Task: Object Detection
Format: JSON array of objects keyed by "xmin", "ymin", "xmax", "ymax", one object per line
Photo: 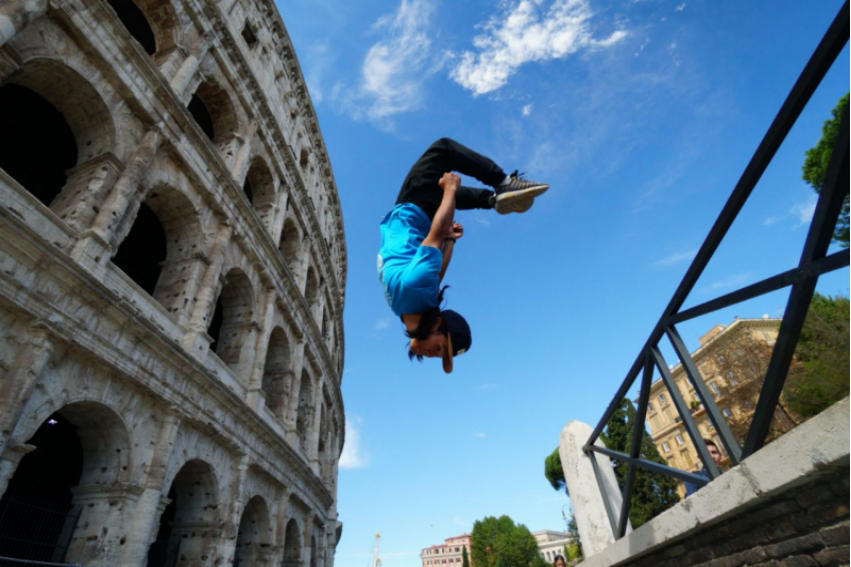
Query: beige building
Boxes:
[
  {"xmin": 421, "ymin": 534, "xmax": 472, "ymax": 566},
  {"xmin": 0, "ymin": 0, "xmax": 345, "ymax": 565},
  {"xmin": 645, "ymin": 318, "xmax": 781, "ymax": 497},
  {"xmin": 533, "ymin": 530, "xmax": 574, "ymax": 563}
]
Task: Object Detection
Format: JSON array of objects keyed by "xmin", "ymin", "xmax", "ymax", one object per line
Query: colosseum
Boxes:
[{"xmin": 0, "ymin": 0, "xmax": 346, "ymax": 565}]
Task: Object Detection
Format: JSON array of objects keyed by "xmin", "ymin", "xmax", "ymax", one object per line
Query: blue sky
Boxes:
[{"xmin": 275, "ymin": 1, "xmax": 849, "ymax": 565}]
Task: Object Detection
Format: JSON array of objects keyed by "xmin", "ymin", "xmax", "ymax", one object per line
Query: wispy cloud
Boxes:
[
  {"xmin": 711, "ymin": 272, "xmax": 752, "ymax": 290},
  {"xmin": 339, "ymin": 417, "xmax": 369, "ymax": 469},
  {"xmin": 675, "ymin": 3, "xmax": 686, "ymax": 11},
  {"xmin": 763, "ymin": 215, "xmax": 783, "ymax": 226},
  {"xmin": 374, "ymin": 317, "xmax": 392, "ymax": 331},
  {"xmin": 653, "ymin": 248, "xmax": 696, "ymax": 267},
  {"xmin": 453, "ymin": 516, "xmax": 471, "ymax": 527},
  {"xmin": 521, "ymin": 103, "xmax": 534, "ymax": 117},
  {"xmin": 475, "ymin": 431, "xmax": 487, "ymax": 438},
  {"xmin": 450, "ymin": 0, "xmax": 627, "ymax": 95},
  {"xmin": 360, "ymin": 0, "xmax": 440, "ymax": 120},
  {"xmin": 791, "ymin": 195, "xmax": 817, "ymax": 227},
  {"xmin": 475, "ymin": 383, "xmax": 501, "ymax": 392}
]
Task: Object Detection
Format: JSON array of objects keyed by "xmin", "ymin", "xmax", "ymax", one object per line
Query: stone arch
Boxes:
[
  {"xmin": 282, "ymin": 518, "xmax": 302, "ymax": 567},
  {"xmin": 295, "ymin": 368, "xmax": 313, "ymax": 455},
  {"xmin": 0, "ymin": 402, "xmax": 133, "ymax": 564},
  {"xmin": 111, "ymin": 185, "xmax": 203, "ymax": 317},
  {"xmin": 208, "ymin": 268, "xmax": 256, "ymax": 370},
  {"xmin": 233, "ymin": 495, "xmax": 271, "ymax": 566},
  {"xmin": 243, "ymin": 156, "xmax": 277, "ymax": 229},
  {"xmin": 105, "ymin": 0, "xmax": 180, "ymax": 60},
  {"xmin": 279, "ymin": 215, "xmax": 302, "ymax": 273},
  {"xmin": 262, "ymin": 327, "xmax": 292, "ymax": 420},
  {"xmin": 147, "ymin": 459, "xmax": 220, "ymax": 567},
  {"xmin": 188, "ymin": 79, "xmax": 240, "ymax": 159},
  {"xmin": 0, "ymin": 58, "xmax": 116, "ymax": 226}
]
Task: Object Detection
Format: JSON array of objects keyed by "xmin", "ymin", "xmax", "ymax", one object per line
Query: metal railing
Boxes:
[
  {"xmin": 0, "ymin": 489, "xmax": 80, "ymax": 566},
  {"xmin": 583, "ymin": 1, "xmax": 850, "ymax": 540}
]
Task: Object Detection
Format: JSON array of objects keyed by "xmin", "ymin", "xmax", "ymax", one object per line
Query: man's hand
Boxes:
[
  {"xmin": 446, "ymin": 222, "xmax": 464, "ymax": 241},
  {"xmin": 439, "ymin": 172, "xmax": 461, "ymax": 192}
]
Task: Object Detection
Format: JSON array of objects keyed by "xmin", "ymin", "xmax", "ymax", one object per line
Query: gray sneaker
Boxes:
[{"xmin": 494, "ymin": 171, "xmax": 549, "ymax": 214}]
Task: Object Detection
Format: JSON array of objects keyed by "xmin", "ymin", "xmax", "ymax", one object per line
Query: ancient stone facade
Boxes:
[{"xmin": 0, "ymin": 0, "xmax": 345, "ymax": 565}]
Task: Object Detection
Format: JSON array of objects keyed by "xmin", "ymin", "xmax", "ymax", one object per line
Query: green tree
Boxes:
[
  {"xmin": 566, "ymin": 516, "xmax": 582, "ymax": 561},
  {"xmin": 470, "ymin": 515, "xmax": 539, "ymax": 567},
  {"xmin": 530, "ymin": 555, "xmax": 549, "ymax": 567},
  {"xmin": 600, "ymin": 399, "xmax": 680, "ymax": 528},
  {"xmin": 802, "ymin": 92, "xmax": 849, "ymax": 247},
  {"xmin": 544, "ymin": 448, "xmax": 565, "ymax": 492},
  {"xmin": 786, "ymin": 293, "xmax": 850, "ymax": 416},
  {"xmin": 462, "ymin": 546, "xmax": 470, "ymax": 567}
]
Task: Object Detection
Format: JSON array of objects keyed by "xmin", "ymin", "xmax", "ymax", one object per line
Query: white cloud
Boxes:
[
  {"xmin": 711, "ymin": 272, "xmax": 752, "ymax": 290},
  {"xmin": 374, "ymin": 317, "xmax": 392, "ymax": 331},
  {"xmin": 521, "ymin": 103, "xmax": 534, "ymax": 116},
  {"xmin": 653, "ymin": 248, "xmax": 696, "ymax": 267},
  {"xmin": 675, "ymin": 3, "xmax": 686, "ymax": 11},
  {"xmin": 339, "ymin": 417, "xmax": 369, "ymax": 469},
  {"xmin": 475, "ymin": 431, "xmax": 487, "ymax": 438},
  {"xmin": 450, "ymin": 0, "xmax": 628, "ymax": 95},
  {"xmin": 360, "ymin": 0, "xmax": 439, "ymax": 119},
  {"xmin": 763, "ymin": 215, "xmax": 783, "ymax": 226},
  {"xmin": 791, "ymin": 196, "xmax": 817, "ymax": 227}
]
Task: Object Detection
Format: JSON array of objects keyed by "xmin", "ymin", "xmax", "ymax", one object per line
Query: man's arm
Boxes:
[
  {"xmin": 421, "ymin": 173, "xmax": 459, "ymax": 250},
  {"xmin": 439, "ymin": 223, "xmax": 463, "ymax": 282}
]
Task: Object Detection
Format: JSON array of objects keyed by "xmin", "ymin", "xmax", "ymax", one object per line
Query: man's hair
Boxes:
[
  {"xmin": 553, "ymin": 555, "xmax": 566, "ymax": 565},
  {"xmin": 405, "ymin": 286, "xmax": 449, "ymax": 362},
  {"xmin": 703, "ymin": 438, "xmax": 718, "ymax": 449}
]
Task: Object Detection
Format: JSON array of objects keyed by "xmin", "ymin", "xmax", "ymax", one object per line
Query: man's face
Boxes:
[
  {"xmin": 554, "ymin": 559, "xmax": 567, "ymax": 567},
  {"xmin": 707, "ymin": 443, "xmax": 722, "ymax": 466},
  {"xmin": 409, "ymin": 330, "xmax": 448, "ymax": 359}
]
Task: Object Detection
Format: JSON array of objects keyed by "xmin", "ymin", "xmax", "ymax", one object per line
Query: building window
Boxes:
[
  {"xmin": 648, "ymin": 401, "xmax": 655, "ymax": 412},
  {"xmin": 662, "ymin": 441, "xmax": 671, "ymax": 453},
  {"xmin": 709, "ymin": 381, "xmax": 720, "ymax": 398},
  {"xmin": 705, "ymin": 419, "xmax": 715, "ymax": 431},
  {"xmin": 722, "ymin": 408, "xmax": 733, "ymax": 419},
  {"xmin": 675, "ymin": 434, "xmax": 684, "ymax": 445},
  {"xmin": 659, "ymin": 393, "xmax": 668, "ymax": 406}
]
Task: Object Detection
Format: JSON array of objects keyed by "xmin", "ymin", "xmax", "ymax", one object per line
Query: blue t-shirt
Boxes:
[{"xmin": 377, "ymin": 204, "xmax": 442, "ymax": 316}]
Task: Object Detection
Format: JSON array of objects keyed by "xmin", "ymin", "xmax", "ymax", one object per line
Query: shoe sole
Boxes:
[
  {"xmin": 494, "ymin": 184, "xmax": 548, "ymax": 214},
  {"xmin": 495, "ymin": 196, "xmax": 534, "ymax": 215}
]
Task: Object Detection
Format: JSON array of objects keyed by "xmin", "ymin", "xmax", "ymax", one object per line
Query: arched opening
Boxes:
[
  {"xmin": 279, "ymin": 217, "xmax": 302, "ymax": 271},
  {"xmin": 296, "ymin": 370, "xmax": 313, "ymax": 455},
  {"xmin": 106, "ymin": 0, "xmax": 157, "ymax": 55},
  {"xmin": 208, "ymin": 269, "xmax": 255, "ymax": 370},
  {"xmin": 112, "ymin": 202, "xmax": 167, "ymax": 295},
  {"xmin": 233, "ymin": 496, "xmax": 270, "ymax": 567},
  {"xmin": 310, "ymin": 533, "xmax": 319, "ymax": 567},
  {"xmin": 243, "ymin": 157, "xmax": 276, "ymax": 229},
  {"xmin": 0, "ymin": 403, "xmax": 131, "ymax": 564},
  {"xmin": 0, "ymin": 83, "xmax": 77, "ymax": 207},
  {"xmin": 262, "ymin": 327, "xmax": 292, "ymax": 420},
  {"xmin": 147, "ymin": 460, "xmax": 219, "ymax": 567},
  {"xmin": 188, "ymin": 81, "xmax": 239, "ymax": 158},
  {"xmin": 282, "ymin": 519, "xmax": 302, "ymax": 567}
]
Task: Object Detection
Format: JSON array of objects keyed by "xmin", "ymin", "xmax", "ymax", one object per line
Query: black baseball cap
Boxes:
[{"xmin": 441, "ymin": 310, "xmax": 472, "ymax": 374}]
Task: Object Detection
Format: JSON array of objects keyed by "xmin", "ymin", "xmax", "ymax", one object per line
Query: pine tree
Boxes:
[
  {"xmin": 462, "ymin": 546, "xmax": 470, "ymax": 567},
  {"xmin": 600, "ymin": 398, "xmax": 680, "ymax": 528}
]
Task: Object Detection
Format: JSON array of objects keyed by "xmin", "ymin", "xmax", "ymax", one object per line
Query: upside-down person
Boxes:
[{"xmin": 377, "ymin": 138, "xmax": 549, "ymax": 373}]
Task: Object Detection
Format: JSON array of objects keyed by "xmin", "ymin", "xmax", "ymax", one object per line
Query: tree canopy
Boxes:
[
  {"xmin": 802, "ymin": 92, "xmax": 848, "ymax": 247},
  {"xmin": 544, "ymin": 448, "xmax": 566, "ymax": 492},
  {"xmin": 600, "ymin": 399, "xmax": 680, "ymax": 528},
  {"xmin": 470, "ymin": 515, "xmax": 539, "ymax": 567}
]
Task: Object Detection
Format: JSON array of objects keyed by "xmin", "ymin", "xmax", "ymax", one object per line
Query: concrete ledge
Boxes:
[{"xmin": 578, "ymin": 397, "xmax": 850, "ymax": 567}]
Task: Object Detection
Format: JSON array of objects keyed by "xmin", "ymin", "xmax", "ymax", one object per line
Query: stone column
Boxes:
[
  {"xmin": 116, "ymin": 408, "xmax": 182, "ymax": 565},
  {"xmin": 308, "ymin": 392, "xmax": 323, "ymax": 475},
  {"xmin": 182, "ymin": 223, "xmax": 233, "ymax": 356},
  {"xmin": 65, "ymin": 484, "xmax": 146, "ymax": 566},
  {"xmin": 323, "ymin": 520, "xmax": 337, "ymax": 567},
  {"xmin": 231, "ymin": 123, "xmax": 259, "ymax": 185},
  {"xmin": 0, "ymin": 443, "xmax": 35, "ymax": 497},
  {"xmin": 247, "ymin": 288, "xmax": 277, "ymax": 411},
  {"xmin": 271, "ymin": 486, "xmax": 292, "ymax": 567},
  {"xmin": 0, "ymin": 324, "xmax": 54, "ymax": 455},
  {"xmin": 302, "ymin": 511, "xmax": 315, "ymax": 567},
  {"xmin": 284, "ymin": 340, "xmax": 307, "ymax": 446},
  {"xmin": 0, "ymin": 0, "xmax": 48, "ymax": 48},
  {"xmin": 559, "ymin": 421, "xmax": 631, "ymax": 558},
  {"xmin": 71, "ymin": 127, "xmax": 163, "ymax": 266},
  {"xmin": 170, "ymin": 36, "xmax": 211, "ymax": 99},
  {"xmin": 214, "ymin": 453, "xmax": 249, "ymax": 566}
]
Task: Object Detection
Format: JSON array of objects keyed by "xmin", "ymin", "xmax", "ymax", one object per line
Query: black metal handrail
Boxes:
[{"xmin": 583, "ymin": 1, "xmax": 850, "ymax": 540}]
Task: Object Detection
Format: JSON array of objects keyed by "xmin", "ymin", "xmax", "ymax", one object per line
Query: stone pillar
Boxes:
[
  {"xmin": 116, "ymin": 409, "xmax": 182, "ymax": 565},
  {"xmin": 170, "ymin": 38, "xmax": 210, "ymax": 99},
  {"xmin": 65, "ymin": 484, "xmax": 146, "ymax": 566},
  {"xmin": 271, "ymin": 486, "xmax": 292, "ymax": 567},
  {"xmin": 247, "ymin": 289, "xmax": 277, "ymax": 411},
  {"xmin": 302, "ymin": 511, "xmax": 315, "ymax": 567},
  {"xmin": 0, "ymin": 324, "xmax": 54, "ymax": 455},
  {"xmin": 284, "ymin": 341, "xmax": 306, "ymax": 446},
  {"xmin": 182, "ymin": 223, "xmax": 233, "ymax": 357},
  {"xmin": 214, "ymin": 453, "xmax": 249, "ymax": 566},
  {"xmin": 71, "ymin": 127, "xmax": 163, "ymax": 267},
  {"xmin": 0, "ymin": 443, "xmax": 35, "ymax": 497},
  {"xmin": 0, "ymin": 0, "xmax": 48, "ymax": 48},
  {"xmin": 308, "ymin": 394, "xmax": 323, "ymax": 475},
  {"xmin": 323, "ymin": 519, "xmax": 337, "ymax": 567},
  {"xmin": 559, "ymin": 421, "xmax": 631, "ymax": 558},
  {"xmin": 231, "ymin": 123, "xmax": 259, "ymax": 185}
]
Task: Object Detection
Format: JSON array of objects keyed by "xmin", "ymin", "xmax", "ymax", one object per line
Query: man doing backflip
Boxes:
[{"xmin": 377, "ymin": 138, "xmax": 549, "ymax": 373}]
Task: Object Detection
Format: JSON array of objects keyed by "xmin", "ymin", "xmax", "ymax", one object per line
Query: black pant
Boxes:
[{"xmin": 395, "ymin": 138, "xmax": 505, "ymax": 220}]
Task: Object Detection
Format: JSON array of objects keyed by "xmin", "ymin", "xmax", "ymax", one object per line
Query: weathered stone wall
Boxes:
[
  {"xmin": 626, "ymin": 469, "xmax": 849, "ymax": 567},
  {"xmin": 0, "ymin": 0, "xmax": 346, "ymax": 565}
]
